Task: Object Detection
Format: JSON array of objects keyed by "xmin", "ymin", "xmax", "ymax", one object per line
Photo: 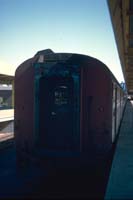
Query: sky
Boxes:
[{"xmin": 0, "ymin": 0, "xmax": 125, "ymax": 83}]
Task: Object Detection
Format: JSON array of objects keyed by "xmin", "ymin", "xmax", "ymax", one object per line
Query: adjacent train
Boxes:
[{"xmin": 14, "ymin": 49, "xmax": 127, "ymax": 168}]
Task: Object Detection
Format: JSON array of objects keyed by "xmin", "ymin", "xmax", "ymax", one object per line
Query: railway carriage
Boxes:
[{"xmin": 14, "ymin": 49, "xmax": 127, "ymax": 168}]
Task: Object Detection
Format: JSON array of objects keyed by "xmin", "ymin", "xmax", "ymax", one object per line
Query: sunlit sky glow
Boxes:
[{"xmin": 0, "ymin": 0, "xmax": 125, "ymax": 82}]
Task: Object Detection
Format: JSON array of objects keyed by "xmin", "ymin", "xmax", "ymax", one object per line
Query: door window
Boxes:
[{"xmin": 54, "ymin": 86, "xmax": 68, "ymax": 106}]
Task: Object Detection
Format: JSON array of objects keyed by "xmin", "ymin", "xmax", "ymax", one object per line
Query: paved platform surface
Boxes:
[
  {"xmin": 0, "ymin": 109, "xmax": 14, "ymax": 122},
  {"xmin": 105, "ymin": 100, "xmax": 133, "ymax": 200}
]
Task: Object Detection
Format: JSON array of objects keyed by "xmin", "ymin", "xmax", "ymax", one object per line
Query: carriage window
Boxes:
[{"xmin": 54, "ymin": 86, "xmax": 68, "ymax": 105}]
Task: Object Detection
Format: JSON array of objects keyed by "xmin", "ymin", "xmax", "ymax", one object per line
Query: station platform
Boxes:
[
  {"xmin": 105, "ymin": 100, "xmax": 133, "ymax": 199},
  {"xmin": 0, "ymin": 120, "xmax": 14, "ymax": 149},
  {"xmin": 0, "ymin": 109, "xmax": 14, "ymax": 146},
  {"xmin": 0, "ymin": 109, "xmax": 14, "ymax": 122}
]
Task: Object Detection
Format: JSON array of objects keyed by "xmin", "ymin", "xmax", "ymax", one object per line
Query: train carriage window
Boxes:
[{"xmin": 54, "ymin": 86, "xmax": 68, "ymax": 106}]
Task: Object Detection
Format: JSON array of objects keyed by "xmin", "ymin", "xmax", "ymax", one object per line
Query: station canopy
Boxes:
[
  {"xmin": 0, "ymin": 74, "xmax": 14, "ymax": 84},
  {"xmin": 108, "ymin": 0, "xmax": 133, "ymax": 94}
]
